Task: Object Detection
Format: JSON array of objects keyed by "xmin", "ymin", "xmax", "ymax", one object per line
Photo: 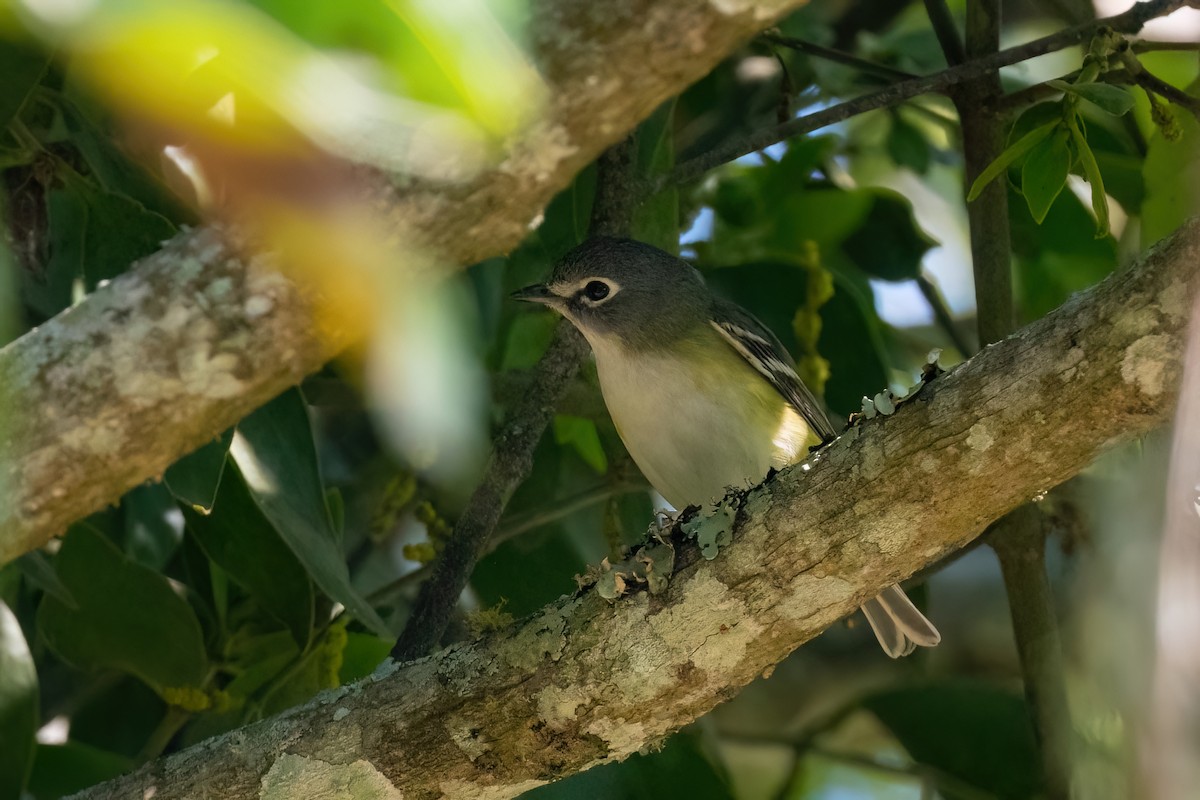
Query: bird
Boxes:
[{"xmin": 512, "ymin": 236, "xmax": 940, "ymax": 658}]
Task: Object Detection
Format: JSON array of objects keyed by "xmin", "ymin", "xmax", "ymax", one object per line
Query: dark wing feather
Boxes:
[{"xmin": 710, "ymin": 298, "xmax": 837, "ymax": 442}]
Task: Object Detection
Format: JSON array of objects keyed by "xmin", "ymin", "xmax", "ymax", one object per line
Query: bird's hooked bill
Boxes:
[{"xmin": 511, "ymin": 284, "xmax": 554, "ymax": 304}]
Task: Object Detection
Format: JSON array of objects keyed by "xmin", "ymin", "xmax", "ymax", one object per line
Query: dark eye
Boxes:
[{"xmin": 583, "ymin": 281, "xmax": 610, "ymax": 301}]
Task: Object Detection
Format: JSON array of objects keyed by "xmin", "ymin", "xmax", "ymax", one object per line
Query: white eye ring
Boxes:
[{"xmin": 577, "ymin": 277, "xmax": 620, "ymax": 306}]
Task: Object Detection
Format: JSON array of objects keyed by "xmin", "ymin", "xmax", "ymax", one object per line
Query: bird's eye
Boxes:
[{"xmin": 583, "ymin": 280, "xmax": 610, "ymax": 302}]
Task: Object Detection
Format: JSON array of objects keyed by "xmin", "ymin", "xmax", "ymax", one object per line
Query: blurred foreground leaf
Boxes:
[{"xmin": 0, "ymin": 599, "xmax": 37, "ymax": 800}]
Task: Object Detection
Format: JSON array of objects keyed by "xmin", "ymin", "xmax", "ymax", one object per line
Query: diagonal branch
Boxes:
[
  {"xmin": 0, "ymin": 0, "xmax": 815, "ymax": 566},
  {"xmin": 667, "ymin": 0, "xmax": 1188, "ymax": 186},
  {"xmin": 71, "ymin": 217, "xmax": 1200, "ymax": 800}
]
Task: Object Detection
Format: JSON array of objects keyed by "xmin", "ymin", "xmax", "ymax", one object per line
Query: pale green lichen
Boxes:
[
  {"xmin": 260, "ymin": 753, "xmax": 402, "ymax": 800},
  {"xmin": 1121, "ymin": 335, "xmax": 1172, "ymax": 397},
  {"xmin": 682, "ymin": 501, "xmax": 735, "ymax": 560}
]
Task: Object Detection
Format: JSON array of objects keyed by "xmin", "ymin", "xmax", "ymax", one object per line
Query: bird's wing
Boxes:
[{"xmin": 710, "ymin": 299, "xmax": 837, "ymax": 442}]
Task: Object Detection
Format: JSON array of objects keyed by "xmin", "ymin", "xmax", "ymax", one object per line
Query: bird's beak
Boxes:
[{"xmin": 511, "ymin": 284, "xmax": 555, "ymax": 305}]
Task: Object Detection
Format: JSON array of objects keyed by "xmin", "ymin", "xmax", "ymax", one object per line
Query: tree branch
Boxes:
[
  {"xmin": 0, "ymin": 0, "xmax": 815, "ymax": 566},
  {"xmin": 70, "ymin": 217, "xmax": 1200, "ymax": 800},
  {"xmin": 666, "ymin": 0, "xmax": 1188, "ymax": 186},
  {"xmin": 951, "ymin": 0, "xmax": 1072, "ymax": 795},
  {"xmin": 391, "ymin": 137, "xmax": 639, "ymax": 662}
]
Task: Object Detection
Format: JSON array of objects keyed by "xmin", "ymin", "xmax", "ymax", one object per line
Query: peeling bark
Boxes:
[
  {"xmin": 70, "ymin": 219, "xmax": 1200, "ymax": 800},
  {"xmin": 0, "ymin": 0, "xmax": 809, "ymax": 564}
]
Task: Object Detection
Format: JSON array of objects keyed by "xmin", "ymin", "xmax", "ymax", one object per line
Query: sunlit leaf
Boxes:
[
  {"xmin": 1067, "ymin": 114, "xmax": 1110, "ymax": 237},
  {"xmin": 0, "ymin": 599, "xmax": 37, "ymax": 800},
  {"xmin": 1049, "ymin": 80, "xmax": 1135, "ymax": 116},
  {"xmin": 183, "ymin": 462, "xmax": 315, "ymax": 646},
  {"xmin": 164, "ymin": 429, "xmax": 234, "ymax": 512},
  {"xmin": 232, "ymin": 389, "xmax": 391, "ymax": 638},
  {"xmin": 1020, "ymin": 127, "xmax": 1071, "ymax": 224},
  {"xmin": 37, "ymin": 525, "xmax": 208, "ymax": 692},
  {"xmin": 967, "ymin": 121, "xmax": 1058, "ymax": 202}
]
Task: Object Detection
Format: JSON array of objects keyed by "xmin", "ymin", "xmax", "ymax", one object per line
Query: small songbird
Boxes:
[{"xmin": 513, "ymin": 237, "xmax": 940, "ymax": 657}]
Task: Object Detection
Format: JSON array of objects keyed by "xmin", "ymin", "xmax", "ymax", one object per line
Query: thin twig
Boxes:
[
  {"xmin": 390, "ymin": 138, "xmax": 639, "ymax": 662},
  {"xmin": 761, "ymin": 32, "xmax": 918, "ymax": 81},
  {"xmin": 989, "ymin": 508, "xmax": 1073, "ymax": 800},
  {"xmin": 664, "ymin": 0, "xmax": 1188, "ymax": 187},
  {"xmin": 1133, "ymin": 39, "xmax": 1200, "ymax": 52},
  {"xmin": 915, "ymin": 274, "xmax": 974, "ymax": 356},
  {"xmin": 1133, "ymin": 70, "xmax": 1200, "ymax": 119},
  {"xmin": 922, "ymin": 0, "xmax": 967, "ymax": 66}
]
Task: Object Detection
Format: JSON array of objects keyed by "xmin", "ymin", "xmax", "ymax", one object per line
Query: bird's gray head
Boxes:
[{"xmin": 512, "ymin": 237, "xmax": 709, "ymax": 350}]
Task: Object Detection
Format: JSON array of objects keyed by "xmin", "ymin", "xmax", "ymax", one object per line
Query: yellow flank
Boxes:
[{"xmin": 590, "ymin": 323, "xmax": 816, "ymax": 509}]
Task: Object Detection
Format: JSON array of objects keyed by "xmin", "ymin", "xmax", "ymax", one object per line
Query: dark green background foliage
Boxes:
[{"xmin": 0, "ymin": 0, "xmax": 1196, "ymax": 798}]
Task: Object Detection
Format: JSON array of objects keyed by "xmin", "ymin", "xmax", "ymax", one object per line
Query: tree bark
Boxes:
[
  {"xmin": 70, "ymin": 218, "xmax": 1200, "ymax": 800},
  {"xmin": 0, "ymin": 0, "xmax": 810, "ymax": 565}
]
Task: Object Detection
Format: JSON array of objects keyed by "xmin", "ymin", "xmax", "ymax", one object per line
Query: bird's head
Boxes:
[{"xmin": 511, "ymin": 237, "xmax": 708, "ymax": 350}]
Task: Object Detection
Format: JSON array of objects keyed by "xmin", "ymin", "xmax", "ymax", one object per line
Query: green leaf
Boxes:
[
  {"xmin": 1010, "ymin": 184, "xmax": 1117, "ymax": 322},
  {"xmin": 554, "ymin": 415, "xmax": 608, "ymax": 474},
  {"xmin": 25, "ymin": 743, "xmax": 133, "ymax": 800},
  {"xmin": 339, "ymin": 632, "xmax": 394, "ymax": 683},
  {"xmin": 1067, "ymin": 115, "xmax": 1110, "ymax": 237},
  {"xmin": 864, "ymin": 682, "xmax": 1041, "ymax": 799},
  {"xmin": 1141, "ymin": 78, "xmax": 1200, "ymax": 248},
  {"xmin": 183, "ymin": 462, "xmax": 315, "ymax": 647},
  {"xmin": 67, "ymin": 677, "xmax": 165, "ymax": 760},
  {"xmin": 501, "ymin": 310, "xmax": 557, "ymax": 371},
  {"xmin": 122, "ymin": 482, "xmax": 184, "ymax": 570},
  {"xmin": 0, "ymin": 599, "xmax": 38, "ymax": 800},
  {"xmin": 1020, "ymin": 127, "xmax": 1072, "ymax": 224},
  {"xmin": 842, "ymin": 190, "xmax": 937, "ymax": 281},
  {"xmin": 14, "ymin": 551, "xmax": 77, "ymax": 609},
  {"xmin": 257, "ymin": 623, "xmax": 347, "ymax": 717},
  {"xmin": 37, "ymin": 525, "xmax": 208, "ymax": 692},
  {"xmin": 0, "ymin": 41, "xmax": 49, "ymax": 134},
  {"xmin": 1050, "ymin": 80, "xmax": 1135, "ymax": 116},
  {"xmin": 164, "ymin": 429, "xmax": 234, "ymax": 512},
  {"xmin": 23, "ymin": 187, "xmax": 85, "ymax": 318},
  {"xmin": 522, "ymin": 731, "xmax": 735, "ymax": 800},
  {"xmin": 232, "ymin": 389, "xmax": 391, "ymax": 638},
  {"xmin": 63, "ymin": 173, "xmax": 177, "ymax": 290},
  {"xmin": 633, "ymin": 100, "xmax": 679, "ymax": 254},
  {"xmin": 888, "ymin": 113, "xmax": 931, "ymax": 174},
  {"xmin": 967, "ymin": 121, "xmax": 1059, "ymax": 202}
]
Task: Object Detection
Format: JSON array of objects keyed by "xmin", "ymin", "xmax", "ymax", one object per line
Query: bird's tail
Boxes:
[{"xmin": 860, "ymin": 584, "xmax": 941, "ymax": 658}]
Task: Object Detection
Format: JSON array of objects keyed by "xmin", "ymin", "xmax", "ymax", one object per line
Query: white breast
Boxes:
[{"xmin": 590, "ymin": 336, "xmax": 810, "ymax": 510}]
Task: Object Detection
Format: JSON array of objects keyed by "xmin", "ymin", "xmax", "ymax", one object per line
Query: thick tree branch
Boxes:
[
  {"xmin": 71, "ymin": 218, "xmax": 1200, "ymax": 800},
  {"xmin": 0, "ymin": 0, "xmax": 813, "ymax": 565}
]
